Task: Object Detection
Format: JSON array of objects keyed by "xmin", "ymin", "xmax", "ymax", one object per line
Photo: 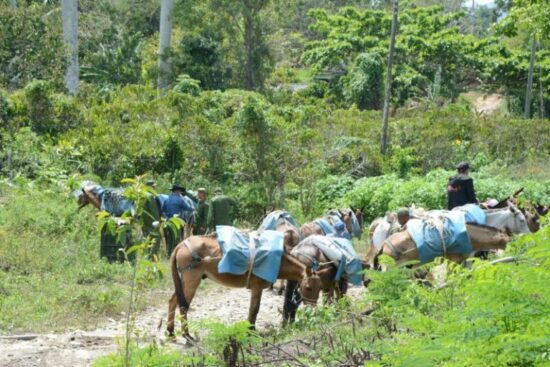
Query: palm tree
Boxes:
[
  {"xmin": 158, "ymin": 0, "xmax": 175, "ymax": 91},
  {"xmin": 61, "ymin": 0, "xmax": 79, "ymax": 95}
]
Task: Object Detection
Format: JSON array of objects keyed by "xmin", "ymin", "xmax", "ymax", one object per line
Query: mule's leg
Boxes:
[
  {"xmin": 179, "ymin": 270, "xmax": 203, "ymax": 339},
  {"xmin": 167, "ymin": 293, "xmax": 178, "ymax": 336},
  {"xmin": 248, "ymin": 281, "xmax": 266, "ymax": 328},
  {"xmin": 283, "ymin": 280, "xmax": 299, "ymax": 326}
]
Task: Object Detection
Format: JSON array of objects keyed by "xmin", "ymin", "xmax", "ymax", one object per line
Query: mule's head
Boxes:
[
  {"xmin": 507, "ymin": 204, "xmax": 532, "ymax": 234},
  {"xmin": 340, "ymin": 208, "xmax": 363, "ymax": 238},
  {"xmin": 77, "ymin": 188, "xmax": 100, "ymax": 210},
  {"xmin": 299, "ymin": 267, "xmax": 323, "ymax": 306}
]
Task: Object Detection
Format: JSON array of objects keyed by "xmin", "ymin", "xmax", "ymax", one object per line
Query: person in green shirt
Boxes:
[
  {"xmin": 194, "ymin": 188, "xmax": 210, "ymax": 235},
  {"xmin": 208, "ymin": 187, "xmax": 238, "ymax": 231},
  {"xmin": 143, "ymin": 180, "xmax": 162, "ymax": 258}
]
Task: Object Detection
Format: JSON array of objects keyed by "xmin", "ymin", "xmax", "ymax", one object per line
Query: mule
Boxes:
[
  {"xmin": 167, "ymin": 231, "xmax": 322, "ymax": 339},
  {"xmin": 364, "ymin": 223, "xmax": 511, "ymax": 271},
  {"xmin": 282, "ymin": 238, "xmax": 347, "ymax": 325},
  {"xmin": 300, "ymin": 208, "xmax": 363, "ymax": 239},
  {"xmin": 75, "ymin": 181, "xmax": 134, "ymax": 216},
  {"xmin": 369, "ymin": 204, "xmax": 530, "ymax": 253},
  {"xmin": 257, "ymin": 210, "xmax": 302, "ymax": 294}
]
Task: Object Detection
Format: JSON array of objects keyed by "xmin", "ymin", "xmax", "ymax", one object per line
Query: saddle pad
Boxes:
[
  {"xmin": 453, "ymin": 204, "xmax": 486, "ymax": 225},
  {"xmin": 94, "ymin": 187, "xmax": 134, "ymax": 217},
  {"xmin": 407, "ymin": 211, "xmax": 472, "ymax": 264},
  {"xmin": 258, "ymin": 210, "xmax": 299, "ymax": 232},
  {"xmin": 293, "ymin": 235, "xmax": 363, "ymax": 285},
  {"xmin": 314, "ymin": 218, "xmax": 335, "ymax": 235},
  {"xmin": 216, "ymin": 226, "xmax": 284, "ymax": 284}
]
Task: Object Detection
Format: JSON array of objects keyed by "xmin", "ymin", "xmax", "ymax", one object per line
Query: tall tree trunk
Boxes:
[
  {"xmin": 539, "ymin": 62, "xmax": 545, "ymax": 119},
  {"xmin": 158, "ymin": 0, "xmax": 175, "ymax": 91},
  {"xmin": 524, "ymin": 38, "xmax": 537, "ymax": 118},
  {"xmin": 380, "ymin": 0, "xmax": 398, "ymax": 155},
  {"xmin": 244, "ymin": 9, "xmax": 256, "ymax": 90},
  {"xmin": 61, "ymin": 0, "xmax": 79, "ymax": 95}
]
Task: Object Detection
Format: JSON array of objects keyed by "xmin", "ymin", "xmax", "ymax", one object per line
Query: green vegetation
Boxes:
[
  {"xmin": 0, "ymin": 181, "xmax": 136, "ymax": 331},
  {"xmin": 0, "ymin": 0, "xmax": 549, "ymax": 366}
]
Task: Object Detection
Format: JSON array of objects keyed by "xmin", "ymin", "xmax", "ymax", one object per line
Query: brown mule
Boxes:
[
  {"xmin": 364, "ymin": 223, "xmax": 511, "ymax": 270},
  {"xmin": 166, "ymin": 233, "xmax": 323, "ymax": 339},
  {"xmin": 283, "ymin": 238, "xmax": 346, "ymax": 325},
  {"xmin": 300, "ymin": 208, "xmax": 361, "ymax": 239}
]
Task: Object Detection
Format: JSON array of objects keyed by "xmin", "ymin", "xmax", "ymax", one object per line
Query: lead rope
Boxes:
[{"xmin": 425, "ymin": 214, "xmax": 449, "ymax": 259}]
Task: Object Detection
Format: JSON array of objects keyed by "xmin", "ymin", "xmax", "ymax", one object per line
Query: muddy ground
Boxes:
[{"xmin": 0, "ymin": 282, "xmax": 305, "ymax": 367}]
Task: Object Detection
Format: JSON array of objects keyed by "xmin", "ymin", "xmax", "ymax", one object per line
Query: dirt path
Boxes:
[{"xmin": 0, "ymin": 282, "xmax": 290, "ymax": 367}]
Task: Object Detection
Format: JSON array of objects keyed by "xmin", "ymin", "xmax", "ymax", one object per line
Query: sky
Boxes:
[{"xmin": 475, "ymin": 0, "xmax": 495, "ymax": 6}]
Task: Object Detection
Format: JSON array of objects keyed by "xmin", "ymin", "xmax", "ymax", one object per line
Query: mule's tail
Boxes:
[{"xmin": 171, "ymin": 246, "xmax": 189, "ymax": 313}]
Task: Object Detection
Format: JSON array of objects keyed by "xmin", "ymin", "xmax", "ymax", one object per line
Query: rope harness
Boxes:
[
  {"xmin": 177, "ymin": 240, "xmax": 204, "ymax": 273},
  {"xmin": 424, "ymin": 213, "xmax": 451, "ymax": 259}
]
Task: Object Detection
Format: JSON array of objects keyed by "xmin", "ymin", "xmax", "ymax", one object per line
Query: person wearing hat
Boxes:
[
  {"xmin": 194, "ymin": 188, "xmax": 210, "ymax": 235},
  {"xmin": 208, "ymin": 187, "xmax": 238, "ymax": 231},
  {"xmin": 447, "ymin": 162, "xmax": 478, "ymax": 210},
  {"xmin": 163, "ymin": 184, "xmax": 194, "ymax": 254}
]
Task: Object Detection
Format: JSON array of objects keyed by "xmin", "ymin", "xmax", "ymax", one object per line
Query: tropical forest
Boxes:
[{"xmin": 0, "ymin": 0, "xmax": 549, "ymax": 366}]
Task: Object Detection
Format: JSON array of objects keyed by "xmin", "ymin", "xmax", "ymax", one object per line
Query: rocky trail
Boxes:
[{"xmin": 0, "ymin": 283, "xmax": 289, "ymax": 367}]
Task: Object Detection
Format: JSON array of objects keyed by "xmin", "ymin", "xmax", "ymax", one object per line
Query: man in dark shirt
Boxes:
[{"xmin": 447, "ymin": 162, "xmax": 478, "ymax": 210}]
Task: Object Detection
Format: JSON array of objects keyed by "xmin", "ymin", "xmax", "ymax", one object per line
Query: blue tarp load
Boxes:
[
  {"xmin": 92, "ymin": 187, "xmax": 134, "ymax": 217},
  {"xmin": 292, "ymin": 235, "xmax": 363, "ymax": 285},
  {"xmin": 216, "ymin": 226, "xmax": 284, "ymax": 284},
  {"xmin": 314, "ymin": 218, "xmax": 336, "ymax": 235},
  {"xmin": 258, "ymin": 210, "xmax": 299, "ymax": 232},
  {"xmin": 407, "ymin": 211, "xmax": 472, "ymax": 264},
  {"xmin": 452, "ymin": 204, "xmax": 487, "ymax": 225}
]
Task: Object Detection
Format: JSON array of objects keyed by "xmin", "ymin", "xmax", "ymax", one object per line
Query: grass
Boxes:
[{"xmin": 0, "ymin": 181, "xmax": 167, "ymax": 332}]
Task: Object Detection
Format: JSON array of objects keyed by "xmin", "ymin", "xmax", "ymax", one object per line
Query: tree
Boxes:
[
  {"xmin": 381, "ymin": 0, "xmax": 398, "ymax": 155},
  {"xmin": 497, "ymin": 0, "xmax": 550, "ymax": 118},
  {"xmin": 0, "ymin": 4, "xmax": 65, "ymax": 90},
  {"xmin": 158, "ymin": 0, "xmax": 175, "ymax": 91},
  {"xmin": 212, "ymin": 0, "xmax": 272, "ymax": 90},
  {"xmin": 61, "ymin": 0, "xmax": 79, "ymax": 95},
  {"xmin": 344, "ymin": 52, "xmax": 384, "ymax": 110}
]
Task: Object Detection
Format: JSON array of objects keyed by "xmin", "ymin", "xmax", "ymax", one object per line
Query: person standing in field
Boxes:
[
  {"xmin": 447, "ymin": 162, "xmax": 478, "ymax": 210},
  {"xmin": 208, "ymin": 187, "xmax": 238, "ymax": 231},
  {"xmin": 194, "ymin": 188, "xmax": 210, "ymax": 235}
]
